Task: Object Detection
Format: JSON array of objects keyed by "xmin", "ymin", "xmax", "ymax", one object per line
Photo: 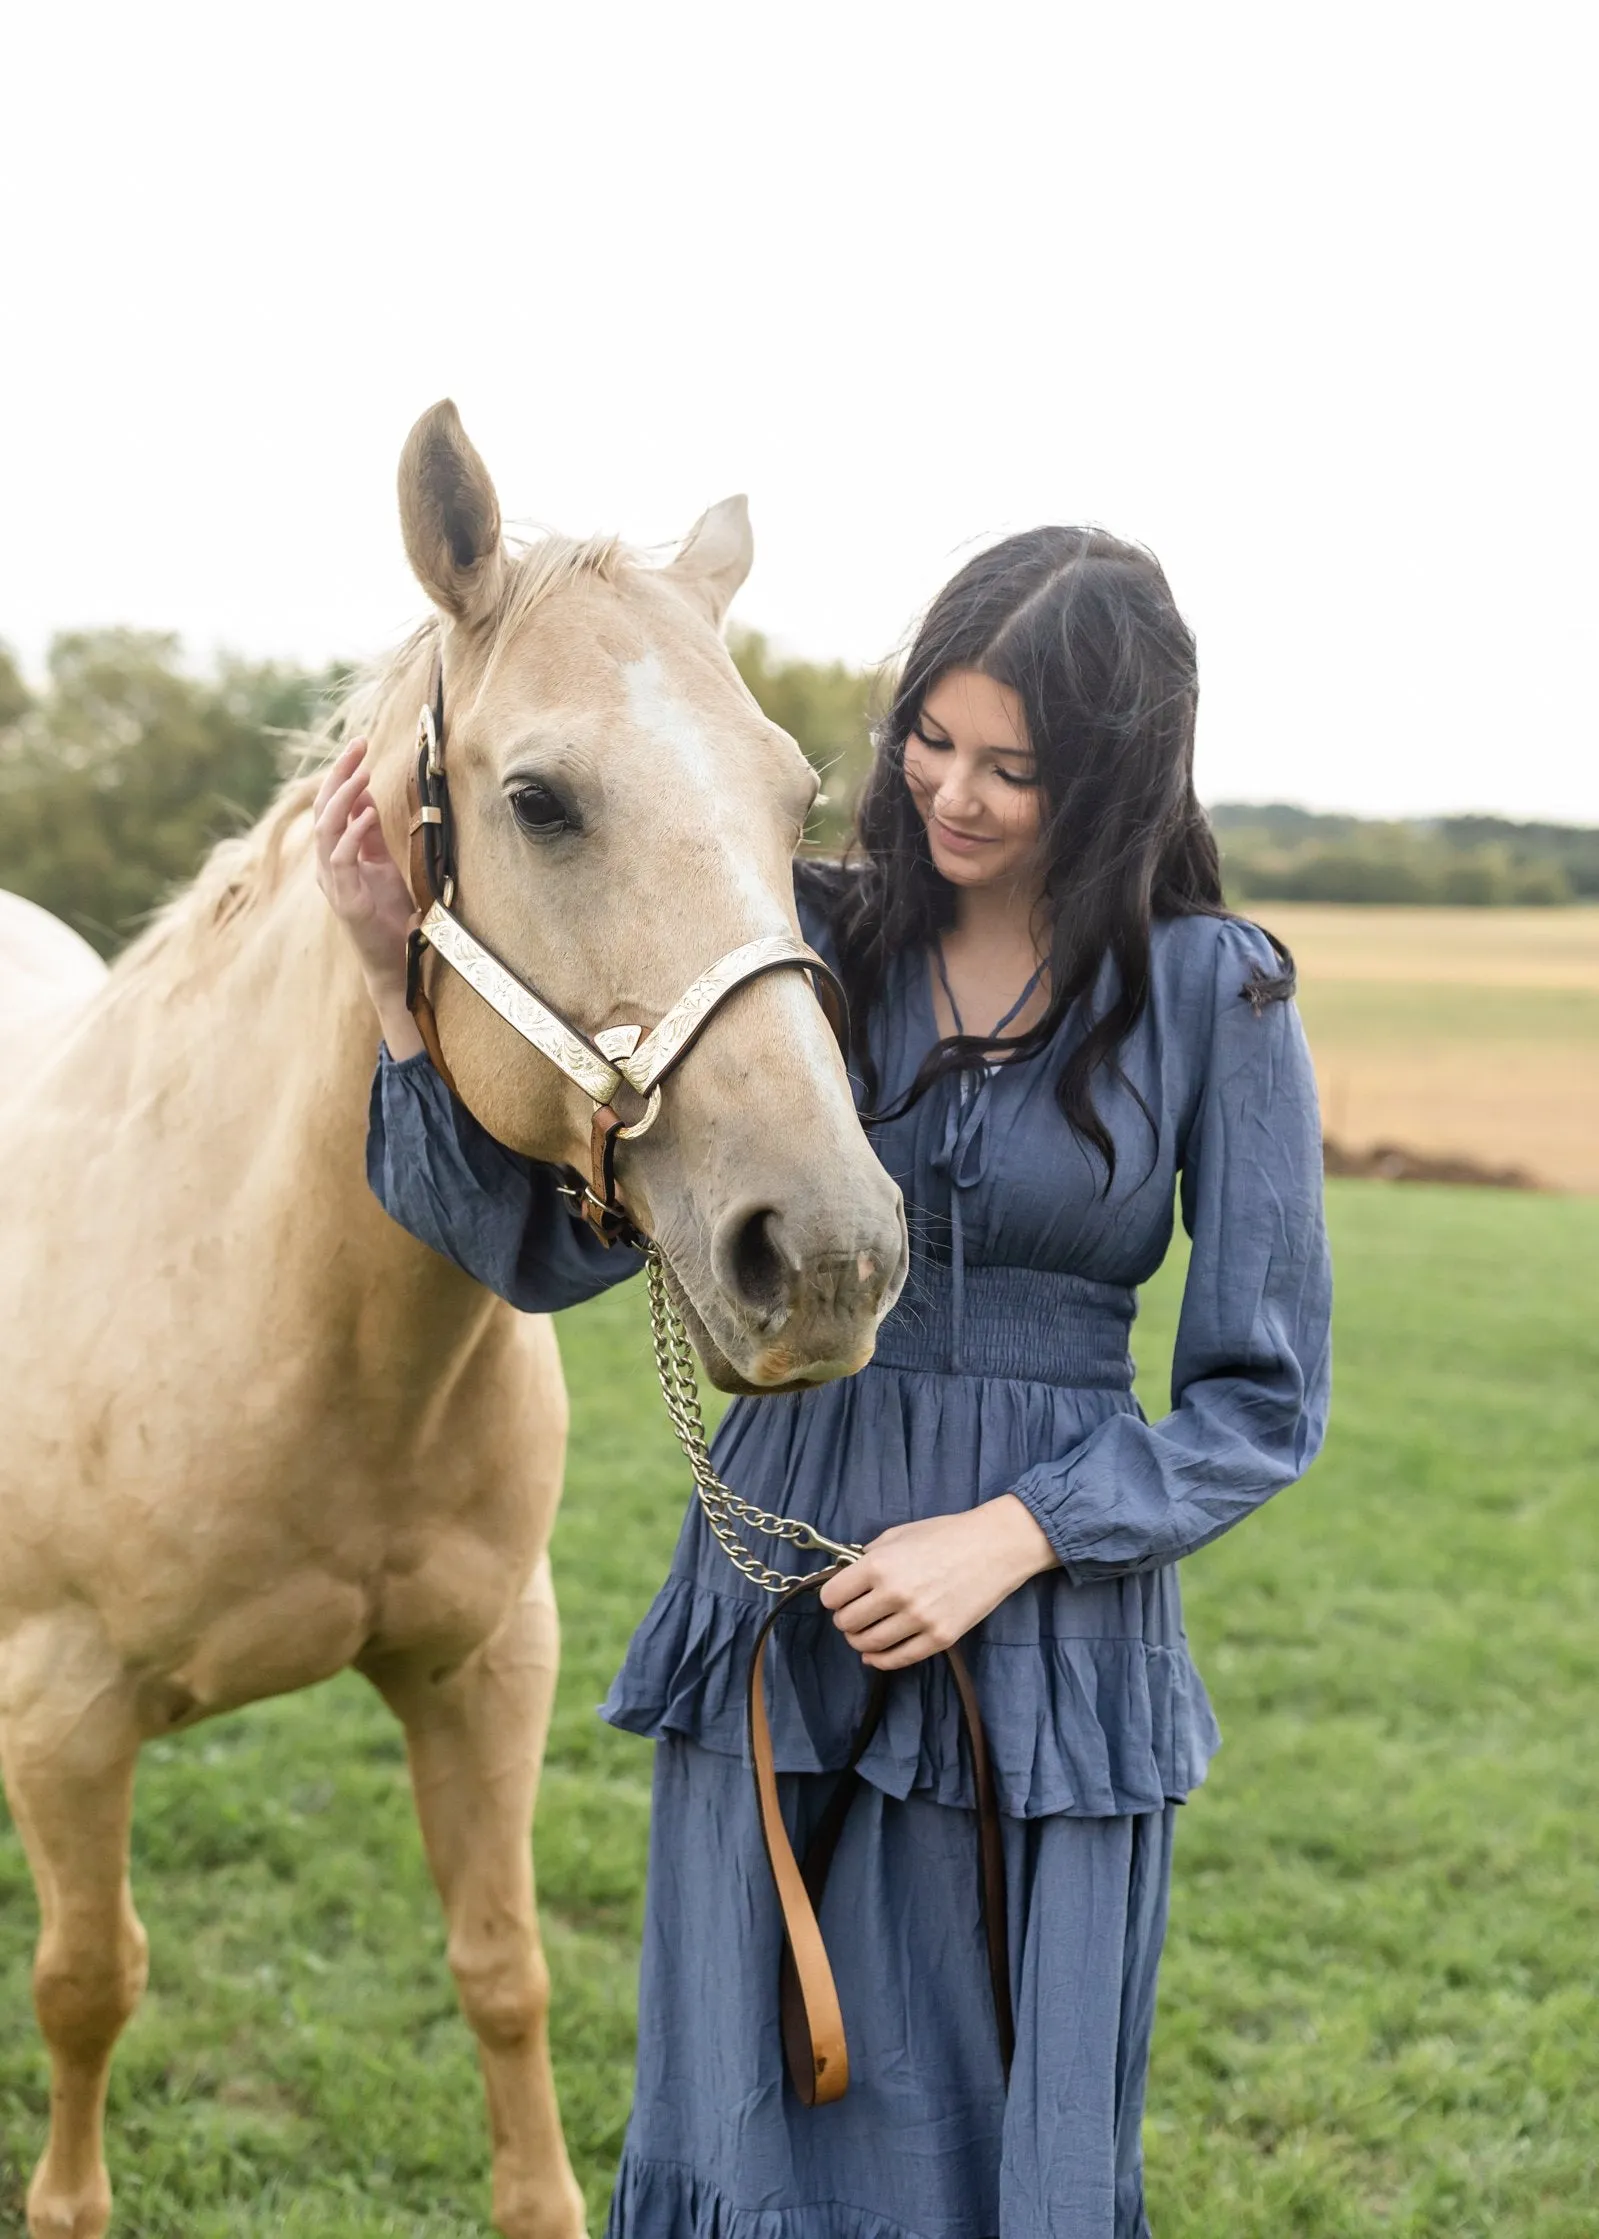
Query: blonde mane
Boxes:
[{"xmin": 111, "ymin": 531, "xmax": 631, "ymax": 1001}]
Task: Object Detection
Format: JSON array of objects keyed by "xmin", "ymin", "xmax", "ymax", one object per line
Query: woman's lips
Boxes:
[{"xmin": 930, "ymin": 817, "xmax": 994, "ymax": 854}]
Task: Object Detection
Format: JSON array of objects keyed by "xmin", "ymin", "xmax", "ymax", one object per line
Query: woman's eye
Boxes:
[
  {"xmin": 911, "ymin": 727, "xmax": 952, "ymax": 751},
  {"xmin": 997, "ymin": 767, "xmax": 1040, "ymax": 789},
  {"xmin": 509, "ymin": 783, "xmax": 574, "ymax": 836}
]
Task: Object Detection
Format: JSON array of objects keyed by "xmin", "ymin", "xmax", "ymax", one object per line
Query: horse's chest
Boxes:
[
  {"xmin": 153, "ymin": 1519, "xmax": 538, "ymax": 1720},
  {"xmin": 365, "ymin": 1521, "xmax": 528, "ymax": 1664}
]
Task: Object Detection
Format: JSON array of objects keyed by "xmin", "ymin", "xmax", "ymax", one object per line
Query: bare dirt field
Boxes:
[{"xmin": 1246, "ymin": 905, "xmax": 1599, "ymax": 1193}]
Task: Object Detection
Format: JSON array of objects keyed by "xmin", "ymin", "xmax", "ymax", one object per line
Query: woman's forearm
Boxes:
[{"xmin": 368, "ymin": 966, "xmax": 425, "ymax": 1063}]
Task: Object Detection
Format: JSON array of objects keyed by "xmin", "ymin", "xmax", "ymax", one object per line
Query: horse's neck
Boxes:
[{"xmin": 98, "ymin": 837, "xmax": 505, "ymax": 1367}]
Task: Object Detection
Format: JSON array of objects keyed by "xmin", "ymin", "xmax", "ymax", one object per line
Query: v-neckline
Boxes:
[{"xmin": 925, "ymin": 941, "xmax": 1047, "ymax": 1057}]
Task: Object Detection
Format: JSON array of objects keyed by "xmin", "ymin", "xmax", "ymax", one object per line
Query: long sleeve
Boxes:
[
  {"xmin": 366, "ymin": 1046, "xmax": 645, "ymax": 1312},
  {"xmin": 1009, "ymin": 923, "xmax": 1333, "ymax": 1581}
]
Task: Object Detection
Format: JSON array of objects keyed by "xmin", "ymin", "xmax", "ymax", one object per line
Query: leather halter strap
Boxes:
[
  {"xmin": 415, "ymin": 903, "xmax": 835, "ymax": 1111},
  {"xmin": 748, "ymin": 1573, "xmax": 1016, "ymax": 2106},
  {"xmin": 401, "ymin": 651, "xmax": 847, "ymax": 1239}
]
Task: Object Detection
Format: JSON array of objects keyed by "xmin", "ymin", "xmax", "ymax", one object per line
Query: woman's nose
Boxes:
[{"xmin": 936, "ymin": 769, "xmax": 981, "ymax": 822}]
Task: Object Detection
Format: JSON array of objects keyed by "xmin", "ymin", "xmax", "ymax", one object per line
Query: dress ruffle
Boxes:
[
  {"xmin": 608, "ymin": 2153, "xmax": 933, "ymax": 2239},
  {"xmin": 601, "ymin": 1324, "xmax": 1222, "ymax": 1820},
  {"xmin": 601, "ymin": 1569, "xmax": 1216, "ymax": 1818}
]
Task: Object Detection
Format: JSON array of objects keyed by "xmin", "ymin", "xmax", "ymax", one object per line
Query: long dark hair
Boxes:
[{"xmin": 804, "ymin": 526, "xmax": 1293, "ymax": 1182}]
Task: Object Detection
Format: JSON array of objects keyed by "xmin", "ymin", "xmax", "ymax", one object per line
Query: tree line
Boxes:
[
  {"xmin": 1211, "ymin": 801, "xmax": 1598, "ymax": 908},
  {"xmin": 0, "ymin": 633, "xmax": 349, "ymax": 953},
  {"xmin": 0, "ymin": 629, "xmax": 1591, "ymax": 956}
]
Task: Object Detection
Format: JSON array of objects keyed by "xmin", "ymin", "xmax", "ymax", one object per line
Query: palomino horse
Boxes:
[{"xmin": 0, "ymin": 401, "xmax": 907, "ymax": 2239}]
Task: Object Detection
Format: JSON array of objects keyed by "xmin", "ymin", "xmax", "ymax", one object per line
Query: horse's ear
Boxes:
[
  {"xmin": 398, "ymin": 400, "xmax": 505, "ymax": 628},
  {"xmin": 665, "ymin": 495, "xmax": 754, "ymax": 629}
]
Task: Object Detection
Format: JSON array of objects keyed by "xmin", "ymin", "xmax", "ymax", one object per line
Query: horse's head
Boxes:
[{"xmin": 374, "ymin": 400, "xmax": 907, "ymax": 1393}]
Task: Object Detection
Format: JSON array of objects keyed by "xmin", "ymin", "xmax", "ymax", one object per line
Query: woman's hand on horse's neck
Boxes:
[
  {"xmin": 313, "ymin": 738, "xmax": 425, "ymax": 1062},
  {"xmin": 933, "ymin": 873, "xmax": 1053, "ymax": 1044}
]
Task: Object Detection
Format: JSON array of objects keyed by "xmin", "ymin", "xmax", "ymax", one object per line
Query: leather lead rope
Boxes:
[{"xmin": 748, "ymin": 1572, "xmax": 1015, "ymax": 2106}]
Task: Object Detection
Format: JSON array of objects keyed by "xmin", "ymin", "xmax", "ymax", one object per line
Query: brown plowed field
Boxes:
[{"xmin": 1243, "ymin": 905, "xmax": 1599, "ymax": 1193}]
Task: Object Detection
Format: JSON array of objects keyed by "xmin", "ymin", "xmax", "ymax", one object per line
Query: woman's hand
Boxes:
[
  {"xmin": 312, "ymin": 740, "xmax": 415, "ymax": 986},
  {"xmin": 312, "ymin": 739, "xmax": 425, "ymax": 1059},
  {"xmin": 818, "ymin": 1494, "xmax": 1058, "ymax": 1670}
]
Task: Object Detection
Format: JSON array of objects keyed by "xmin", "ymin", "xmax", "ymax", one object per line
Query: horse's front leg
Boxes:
[
  {"xmin": 365, "ymin": 1556, "xmax": 586, "ymax": 2239},
  {"xmin": 0, "ymin": 1615, "xmax": 148, "ymax": 2239}
]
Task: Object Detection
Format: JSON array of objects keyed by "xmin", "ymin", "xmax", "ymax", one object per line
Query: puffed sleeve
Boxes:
[
  {"xmin": 1009, "ymin": 922, "xmax": 1332, "ymax": 1579},
  {"xmin": 366, "ymin": 1046, "xmax": 646, "ymax": 1312}
]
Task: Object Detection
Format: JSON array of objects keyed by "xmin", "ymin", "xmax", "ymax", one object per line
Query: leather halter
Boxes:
[{"xmin": 402, "ymin": 654, "xmax": 847, "ymax": 1242}]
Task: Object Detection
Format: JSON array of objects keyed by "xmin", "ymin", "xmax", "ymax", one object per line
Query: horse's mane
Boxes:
[
  {"xmin": 111, "ymin": 778, "xmax": 323, "ymax": 1002},
  {"xmin": 113, "ymin": 532, "xmax": 628, "ymax": 1002}
]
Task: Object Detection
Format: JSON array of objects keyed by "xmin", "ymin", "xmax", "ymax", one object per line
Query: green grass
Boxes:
[
  {"xmin": 3, "ymin": 1181, "xmax": 1597, "ymax": 2235},
  {"xmin": 1294, "ymin": 980, "xmax": 1599, "ymax": 1048}
]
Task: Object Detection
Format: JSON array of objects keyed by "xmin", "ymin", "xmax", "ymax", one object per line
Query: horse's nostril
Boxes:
[
  {"xmin": 717, "ymin": 1206, "xmax": 795, "ymax": 1328},
  {"xmin": 711, "ymin": 1207, "xmax": 903, "ymax": 1340}
]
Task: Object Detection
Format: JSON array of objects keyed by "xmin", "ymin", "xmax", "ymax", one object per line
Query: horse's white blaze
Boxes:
[{"xmin": 620, "ymin": 651, "xmax": 793, "ymax": 938}]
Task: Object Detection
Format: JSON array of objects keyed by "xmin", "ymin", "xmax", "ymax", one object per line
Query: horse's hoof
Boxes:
[
  {"xmin": 27, "ymin": 2164, "xmax": 113, "ymax": 2239},
  {"xmin": 491, "ymin": 2167, "xmax": 588, "ymax": 2239}
]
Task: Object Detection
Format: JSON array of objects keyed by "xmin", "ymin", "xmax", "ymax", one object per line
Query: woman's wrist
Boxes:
[
  {"xmin": 984, "ymin": 1492, "xmax": 1060, "ymax": 1587},
  {"xmin": 367, "ymin": 969, "xmax": 425, "ymax": 1063}
]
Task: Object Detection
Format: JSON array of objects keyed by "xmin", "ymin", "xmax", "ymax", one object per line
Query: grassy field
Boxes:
[
  {"xmin": 3, "ymin": 1181, "xmax": 1598, "ymax": 2236},
  {"xmin": 1250, "ymin": 905, "xmax": 1599, "ymax": 1191}
]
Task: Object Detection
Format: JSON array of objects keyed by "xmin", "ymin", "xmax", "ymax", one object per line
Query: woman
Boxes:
[{"xmin": 316, "ymin": 527, "xmax": 1332, "ymax": 2238}]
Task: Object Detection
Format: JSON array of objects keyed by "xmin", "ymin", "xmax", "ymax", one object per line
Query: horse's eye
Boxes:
[{"xmin": 509, "ymin": 782, "xmax": 574, "ymax": 837}]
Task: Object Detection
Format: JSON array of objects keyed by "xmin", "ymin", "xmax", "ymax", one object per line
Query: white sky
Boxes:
[{"xmin": 4, "ymin": 1, "xmax": 1593, "ymax": 820}]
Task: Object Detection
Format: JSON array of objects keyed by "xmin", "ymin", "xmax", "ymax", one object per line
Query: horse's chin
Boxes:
[{"xmin": 662, "ymin": 1260, "xmax": 874, "ymax": 1398}]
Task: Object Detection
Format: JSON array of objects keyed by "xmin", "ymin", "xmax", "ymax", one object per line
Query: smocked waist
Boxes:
[{"xmin": 869, "ymin": 1259, "xmax": 1135, "ymax": 1388}]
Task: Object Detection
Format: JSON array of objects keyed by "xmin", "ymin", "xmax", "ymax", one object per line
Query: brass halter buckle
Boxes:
[
  {"xmin": 418, "ymin": 697, "xmax": 444, "ymax": 780},
  {"xmin": 594, "ymin": 1025, "xmax": 663, "ymax": 1143}
]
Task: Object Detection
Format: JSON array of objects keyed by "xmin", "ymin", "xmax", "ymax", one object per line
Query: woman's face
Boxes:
[{"xmin": 902, "ymin": 669, "xmax": 1044, "ymax": 891}]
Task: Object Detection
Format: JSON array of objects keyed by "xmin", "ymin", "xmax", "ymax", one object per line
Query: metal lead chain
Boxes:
[{"xmin": 645, "ymin": 1250, "xmax": 863, "ymax": 1594}]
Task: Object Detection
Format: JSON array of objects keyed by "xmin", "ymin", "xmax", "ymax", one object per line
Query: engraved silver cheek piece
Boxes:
[{"xmin": 416, "ymin": 900, "xmax": 834, "ymax": 1147}]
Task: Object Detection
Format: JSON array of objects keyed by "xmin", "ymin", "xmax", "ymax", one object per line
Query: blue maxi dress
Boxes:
[{"xmin": 366, "ymin": 905, "xmax": 1333, "ymax": 2239}]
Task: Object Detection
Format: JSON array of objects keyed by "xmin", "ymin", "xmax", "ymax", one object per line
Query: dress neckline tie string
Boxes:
[{"xmin": 928, "ymin": 945, "xmax": 1045, "ymax": 1372}]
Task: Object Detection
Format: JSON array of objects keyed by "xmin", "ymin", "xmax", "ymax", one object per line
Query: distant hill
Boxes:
[{"xmin": 1208, "ymin": 803, "xmax": 1599, "ymax": 906}]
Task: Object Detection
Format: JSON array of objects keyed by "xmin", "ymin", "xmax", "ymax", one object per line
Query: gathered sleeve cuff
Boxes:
[
  {"xmin": 1010, "ymin": 922, "xmax": 1333, "ymax": 1581},
  {"xmin": 366, "ymin": 1046, "xmax": 645, "ymax": 1312}
]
